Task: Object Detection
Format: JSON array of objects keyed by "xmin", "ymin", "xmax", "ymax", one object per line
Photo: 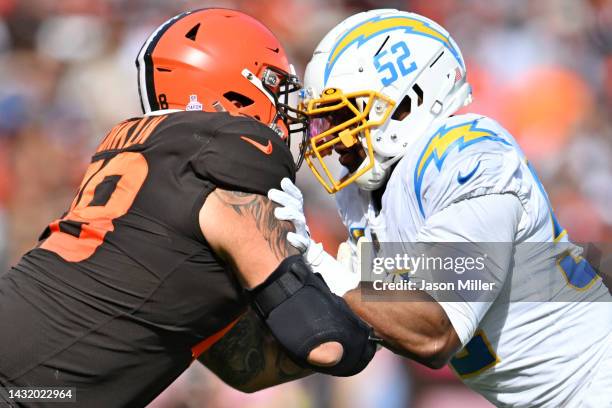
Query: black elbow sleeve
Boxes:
[{"xmin": 248, "ymin": 255, "xmax": 376, "ymax": 377}]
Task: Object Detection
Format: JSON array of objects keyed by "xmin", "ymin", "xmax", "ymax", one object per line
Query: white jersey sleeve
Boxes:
[{"xmin": 416, "ymin": 193, "xmax": 524, "ymax": 346}]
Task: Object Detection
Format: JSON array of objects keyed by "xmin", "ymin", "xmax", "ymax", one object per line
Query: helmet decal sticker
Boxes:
[{"xmin": 186, "ymin": 95, "xmax": 203, "ymax": 111}]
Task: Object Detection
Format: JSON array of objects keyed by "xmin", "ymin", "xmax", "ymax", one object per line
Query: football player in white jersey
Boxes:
[{"xmin": 268, "ymin": 9, "xmax": 612, "ymax": 407}]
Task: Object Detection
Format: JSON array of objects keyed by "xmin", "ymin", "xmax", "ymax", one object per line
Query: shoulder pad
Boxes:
[
  {"xmin": 192, "ymin": 113, "xmax": 295, "ymax": 195},
  {"xmin": 413, "ymin": 114, "xmax": 523, "ymax": 218}
]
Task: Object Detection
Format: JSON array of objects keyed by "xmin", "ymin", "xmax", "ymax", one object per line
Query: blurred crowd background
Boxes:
[{"xmin": 0, "ymin": 0, "xmax": 610, "ymax": 407}]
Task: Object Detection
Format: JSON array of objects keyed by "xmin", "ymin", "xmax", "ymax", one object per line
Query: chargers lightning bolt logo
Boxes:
[
  {"xmin": 325, "ymin": 15, "xmax": 463, "ymax": 85},
  {"xmin": 414, "ymin": 120, "xmax": 511, "ymax": 217}
]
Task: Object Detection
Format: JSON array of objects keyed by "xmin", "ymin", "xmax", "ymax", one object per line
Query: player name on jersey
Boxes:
[{"xmin": 96, "ymin": 116, "xmax": 167, "ymax": 153}]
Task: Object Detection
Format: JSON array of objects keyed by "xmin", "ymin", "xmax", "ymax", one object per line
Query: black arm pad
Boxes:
[{"xmin": 248, "ymin": 255, "xmax": 376, "ymax": 377}]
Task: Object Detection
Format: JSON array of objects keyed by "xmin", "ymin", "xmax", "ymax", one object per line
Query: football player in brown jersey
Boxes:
[{"xmin": 0, "ymin": 9, "xmax": 376, "ymax": 407}]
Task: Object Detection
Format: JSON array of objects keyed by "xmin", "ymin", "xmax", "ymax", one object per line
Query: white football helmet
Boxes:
[{"xmin": 301, "ymin": 9, "xmax": 472, "ymax": 193}]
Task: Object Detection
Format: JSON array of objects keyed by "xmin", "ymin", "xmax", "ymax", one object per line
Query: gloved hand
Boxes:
[
  {"xmin": 268, "ymin": 178, "xmax": 329, "ymax": 268},
  {"xmin": 268, "ymin": 177, "xmax": 310, "ymax": 253},
  {"xmin": 268, "ymin": 178, "xmax": 360, "ymax": 296}
]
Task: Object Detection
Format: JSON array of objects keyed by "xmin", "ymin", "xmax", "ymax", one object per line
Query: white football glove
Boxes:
[
  {"xmin": 267, "ymin": 177, "xmax": 311, "ymax": 253},
  {"xmin": 268, "ymin": 178, "xmax": 360, "ymax": 296}
]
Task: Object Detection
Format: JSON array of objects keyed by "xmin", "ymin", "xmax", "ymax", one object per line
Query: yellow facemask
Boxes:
[{"xmin": 303, "ymin": 88, "xmax": 395, "ymax": 193}]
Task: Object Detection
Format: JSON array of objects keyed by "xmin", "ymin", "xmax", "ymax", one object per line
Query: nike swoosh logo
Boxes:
[
  {"xmin": 266, "ymin": 47, "xmax": 280, "ymax": 53},
  {"xmin": 457, "ymin": 161, "xmax": 481, "ymax": 184},
  {"xmin": 240, "ymin": 136, "xmax": 273, "ymax": 155}
]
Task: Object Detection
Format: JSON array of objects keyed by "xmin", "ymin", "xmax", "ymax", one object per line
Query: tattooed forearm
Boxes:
[
  {"xmin": 213, "ymin": 189, "xmax": 297, "ymax": 259},
  {"xmin": 198, "ymin": 310, "xmax": 311, "ymax": 392},
  {"xmin": 275, "ymin": 345, "xmax": 307, "ymax": 381},
  {"xmin": 198, "ymin": 312, "xmax": 266, "ymax": 387}
]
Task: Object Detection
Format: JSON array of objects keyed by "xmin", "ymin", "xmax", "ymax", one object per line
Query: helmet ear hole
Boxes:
[
  {"xmin": 391, "ymin": 95, "xmax": 412, "ymax": 121},
  {"xmin": 223, "ymin": 91, "xmax": 254, "ymax": 108},
  {"xmin": 391, "ymin": 83, "xmax": 424, "ymax": 121}
]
